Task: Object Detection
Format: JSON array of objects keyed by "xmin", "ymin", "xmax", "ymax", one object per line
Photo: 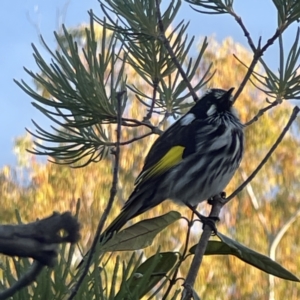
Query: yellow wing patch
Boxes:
[{"xmin": 136, "ymin": 145, "xmax": 185, "ymax": 184}]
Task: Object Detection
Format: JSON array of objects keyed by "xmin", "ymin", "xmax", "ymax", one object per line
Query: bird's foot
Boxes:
[{"xmin": 186, "ymin": 203, "xmax": 218, "ymax": 235}]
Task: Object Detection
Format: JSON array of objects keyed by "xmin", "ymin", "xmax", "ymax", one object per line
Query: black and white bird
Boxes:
[{"xmin": 80, "ymin": 87, "xmax": 244, "ymax": 266}]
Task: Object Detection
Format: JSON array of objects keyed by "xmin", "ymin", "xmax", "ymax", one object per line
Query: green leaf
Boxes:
[
  {"xmin": 216, "ymin": 232, "xmax": 300, "ymax": 281},
  {"xmin": 190, "ymin": 240, "xmax": 234, "ymax": 256},
  {"xmin": 122, "ymin": 252, "xmax": 178, "ymax": 299},
  {"xmin": 190, "ymin": 232, "xmax": 299, "ymax": 282},
  {"xmin": 101, "ymin": 211, "xmax": 181, "ymax": 251}
]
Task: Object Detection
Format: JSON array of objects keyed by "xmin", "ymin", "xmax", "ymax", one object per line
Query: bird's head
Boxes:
[{"xmin": 191, "ymin": 88, "xmax": 235, "ymax": 119}]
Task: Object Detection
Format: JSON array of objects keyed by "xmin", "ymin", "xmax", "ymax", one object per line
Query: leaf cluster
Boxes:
[{"xmin": 15, "ymin": 0, "xmax": 212, "ymax": 167}]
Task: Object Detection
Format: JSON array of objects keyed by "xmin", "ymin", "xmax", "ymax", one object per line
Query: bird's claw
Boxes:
[{"xmin": 199, "ymin": 215, "xmax": 219, "ymax": 235}]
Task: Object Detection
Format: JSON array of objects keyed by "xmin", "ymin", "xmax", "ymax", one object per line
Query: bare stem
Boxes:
[
  {"xmin": 230, "ymin": 7, "xmax": 287, "ymax": 102},
  {"xmin": 233, "ymin": 50, "xmax": 261, "ymax": 101},
  {"xmin": 119, "ymin": 131, "xmax": 154, "ymax": 146},
  {"xmin": 240, "ymin": 169, "xmax": 270, "ymax": 236},
  {"xmin": 68, "ymin": 91, "xmax": 124, "ymax": 300},
  {"xmin": 227, "ymin": 106, "xmax": 300, "ymax": 202},
  {"xmin": 229, "ymin": 9, "xmax": 257, "ymax": 53},
  {"xmin": 182, "ymin": 195, "xmax": 225, "ymax": 300},
  {"xmin": 162, "ymin": 213, "xmax": 194, "ymax": 300},
  {"xmin": 155, "ymin": 0, "xmax": 198, "ymax": 102},
  {"xmin": 145, "ymin": 78, "xmax": 159, "ymax": 121},
  {"xmin": 244, "ymin": 101, "xmax": 280, "ymax": 126},
  {"xmin": 121, "ymin": 117, "xmax": 163, "ymax": 135}
]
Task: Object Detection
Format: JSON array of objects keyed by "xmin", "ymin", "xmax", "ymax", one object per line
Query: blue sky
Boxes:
[{"xmin": 0, "ymin": 0, "xmax": 298, "ymax": 167}]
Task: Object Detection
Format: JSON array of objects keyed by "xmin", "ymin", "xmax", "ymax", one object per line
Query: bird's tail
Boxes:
[
  {"xmin": 77, "ymin": 190, "xmax": 148, "ymax": 269},
  {"xmin": 100, "ymin": 183, "xmax": 158, "ymax": 241},
  {"xmin": 100, "ymin": 207, "xmax": 136, "ymax": 241}
]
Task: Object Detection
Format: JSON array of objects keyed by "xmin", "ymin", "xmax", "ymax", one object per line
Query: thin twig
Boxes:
[
  {"xmin": 229, "ymin": 9, "xmax": 257, "ymax": 53},
  {"xmin": 232, "ymin": 53, "xmax": 281, "ymax": 125},
  {"xmin": 269, "ymin": 207, "xmax": 300, "ymax": 300},
  {"xmin": 121, "ymin": 117, "xmax": 163, "ymax": 135},
  {"xmin": 233, "ymin": 49, "xmax": 261, "ymax": 102},
  {"xmin": 155, "ymin": 0, "xmax": 198, "ymax": 102},
  {"xmin": 230, "ymin": 7, "xmax": 286, "ymax": 102},
  {"xmin": 0, "ymin": 262, "xmax": 44, "ymax": 300},
  {"xmin": 240, "ymin": 169, "xmax": 270, "ymax": 236},
  {"xmin": 269, "ymin": 208, "xmax": 300, "ymax": 260},
  {"xmin": 118, "ymin": 131, "xmax": 154, "ymax": 146},
  {"xmin": 158, "ymin": 111, "xmax": 170, "ymax": 127},
  {"xmin": 145, "ymin": 78, "xmax": 159, "ymax": 121},
  {"xmin": 162, "ymin": 212, "xmax": 194, "ymax": 300},
  {"xmin": 68, "ymin": 91, "xmax": 124, "ymax": 300},
  {"xmin": 244, "ymin": 101, "xmax": 280, "ymax": 126},
  {"xmin": 182, "ymin": 195, "xmax": 225, "ymax": 300},
  {"xmin": 227, "ymin": 106, "xmax": 300, "ymax": 202}
]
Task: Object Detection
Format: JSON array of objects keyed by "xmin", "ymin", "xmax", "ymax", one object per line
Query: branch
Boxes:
[
  {"xmin": 269, "ymin": 207, "xmax": 300, "ymax": 300},
  {"xmin": 244, "ymin": 100, "xmax": 280, "ymax": 126},
  {"xmin": 144, "ymin": 78, "xmax": 159, "ymax": 121},
  {"xmin": 229, "ymin": 9, "xmax": 257, "ymax": 53},
  {"xmin": 121, "ymin": 117, "xmax": 163, "ymax": 135},
  {"xmin": 182, "ymin": 194, "xmax": 225, "ymax": 299},
  {"xmin": 0, "ymin": 212, "xmax": 80, "ymax": 300},
  {"xmin": 68, "ymin": 91, "xmax": 124, "ymax": 300},
  {"xmin": 230, "ymin": 8, "xmax": 287, "ymax": 102},
  {"xmin": 233, "ymin": 47, "xmax": 261, "ymax": 101},
  {"xmin": 270, "ymin": 208, "xmax": 300, "ymax": 260},
  {"xmin": 162, "ymin": 212, "xmax": 194, "ymax": 300},
  {"xmin": 227, "ymin": 106, "xmax": 300, "ymax": 202},
  {"xmin": 240, "ymin": 169, "xmax": 270, "ymax": 236},
  {"xmin": 119, "ymin": 131, "xmax": 154, "ymax": 145},
  {"xmin": 0, "ymin": 212, "xmax": 80, "ymax": 266},
  {"xmin": 232, "ymin": 54, "xmax": 280, "ymax": 126},
  {"xmin": 155, "ymin": 0, "xmax": 198, "ymax": 102}
]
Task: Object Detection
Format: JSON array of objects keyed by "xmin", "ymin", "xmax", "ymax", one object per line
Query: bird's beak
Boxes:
[
  {"xmin": 225, "ymin": 87, "xmax": 235, "ymax": 105},
  {"xmin": 227, "ymin": 87, "xmax": 235, "ymax": 98},
  {"xmin": 218, "ymin": 87, "xmax": 235, "ymax": 109}
]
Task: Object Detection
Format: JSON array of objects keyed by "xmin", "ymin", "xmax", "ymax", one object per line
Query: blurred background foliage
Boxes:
[{"xmin": 1, "ymin": 6, "xmax": 300, "ymax": 300}]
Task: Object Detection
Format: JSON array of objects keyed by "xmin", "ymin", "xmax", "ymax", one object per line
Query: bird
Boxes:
[{"xmin": 80, "ymin": 87, "xmax": 244, "ymax": 266}]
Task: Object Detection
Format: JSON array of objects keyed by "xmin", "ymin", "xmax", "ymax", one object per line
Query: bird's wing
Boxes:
[{"xmin": 135, "ymin": 115, "xmax": 207, "ymax": 185}]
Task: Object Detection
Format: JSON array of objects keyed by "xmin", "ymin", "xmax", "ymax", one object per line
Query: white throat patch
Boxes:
[
  {"xmin": 207, "ymin": 104, "xmax": 217, "ymax": 116},
  {"xmin": 180, "ymin": 113, "xmax": 196, "ymax": 126}
]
